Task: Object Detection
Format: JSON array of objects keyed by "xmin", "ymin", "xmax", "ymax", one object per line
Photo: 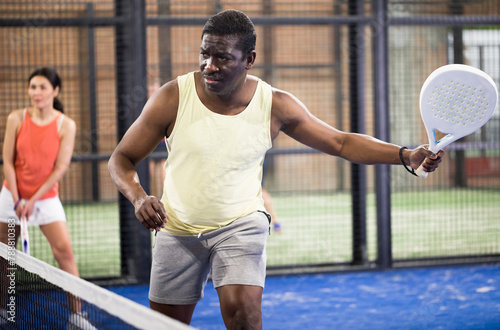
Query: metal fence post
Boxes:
[
  {"xmin": 349, "ymin": 0, "xmax": 368, "ymax": 266},
  {"xmin": 115, "ymin": 0, "xmax": 151, "ymax": 284},
  {"xmin": 373, "ymin": 0, "xmax": 392, "ymax": 269}
]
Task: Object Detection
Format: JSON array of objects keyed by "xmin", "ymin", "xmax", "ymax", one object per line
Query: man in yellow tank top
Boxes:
[{"xmin": 108, "ymin": 9, "xmax": 444, "ymax": 329}]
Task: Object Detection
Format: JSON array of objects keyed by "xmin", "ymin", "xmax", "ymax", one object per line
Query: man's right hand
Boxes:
[{"xmin": 134, "ymin": 196, "xmax": 168, "ymax": 232}]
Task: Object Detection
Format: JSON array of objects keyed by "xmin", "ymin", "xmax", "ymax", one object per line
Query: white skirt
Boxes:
[{"xmin": 0, "ymin": 186, "xmax": 67, "ymax": 226}]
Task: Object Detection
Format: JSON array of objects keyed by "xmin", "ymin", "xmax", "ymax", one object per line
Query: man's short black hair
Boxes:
[{"xmin": 202, "ymin": 9, "xmax": 256, "ymax": 57}]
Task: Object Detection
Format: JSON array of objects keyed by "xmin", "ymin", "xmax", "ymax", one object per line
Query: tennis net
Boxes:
[{"xmin": 0, "ymin": 242, "xmax": 192, "ymax": 329}]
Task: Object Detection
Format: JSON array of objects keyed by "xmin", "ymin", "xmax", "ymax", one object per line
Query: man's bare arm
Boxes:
[
  {"xmin": 108, "ymin": 80, "xmax": 178, "ymax": 231},
  {"xmin": 271, "ymin": 89, "xmax": 443, "ymax": 171}
]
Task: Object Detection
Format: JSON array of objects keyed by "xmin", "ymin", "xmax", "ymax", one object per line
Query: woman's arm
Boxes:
[{"xmin": 2, "ymin": 111, "xmax": 23, "ymax": 214}]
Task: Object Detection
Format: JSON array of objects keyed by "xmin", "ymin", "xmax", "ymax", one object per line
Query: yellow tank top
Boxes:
[{"xmin": 161, "ymin": 72, "xmax": 272, "ymax": 235}]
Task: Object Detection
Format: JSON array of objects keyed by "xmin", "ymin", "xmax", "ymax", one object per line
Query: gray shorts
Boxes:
[{"xmin": 149, "ymin": 211, "xmax": 270, "ymax": 305}]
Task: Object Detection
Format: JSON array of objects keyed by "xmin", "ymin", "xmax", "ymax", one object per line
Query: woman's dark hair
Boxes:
[
  {"xmin": 201, "ymin": 9, "xmax": 256, "ymax": 58},
  {"xmin": 28, "ymin": 67, "xmax": 64, "ymax": 113}
]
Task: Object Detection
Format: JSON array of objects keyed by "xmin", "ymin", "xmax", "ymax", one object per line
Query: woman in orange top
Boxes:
[{"xmin": 0, "ymin": 68, "xmax": 91, "ymax": 326}]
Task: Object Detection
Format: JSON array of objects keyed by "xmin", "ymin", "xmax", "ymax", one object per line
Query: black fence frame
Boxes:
[{"xmin": 1, "ymin": 0, "xmax": 499, "ymax": 283}]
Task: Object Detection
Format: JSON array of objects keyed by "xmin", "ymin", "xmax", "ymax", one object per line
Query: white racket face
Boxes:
[{"xmin": 420, "ymin": 64, "xmax": 498, "ymax": 153}]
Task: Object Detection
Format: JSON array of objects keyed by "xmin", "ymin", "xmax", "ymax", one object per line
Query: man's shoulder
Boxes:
[{"xmin": 270, "ymin": 87, "xmax": 300, "ymax": 116}]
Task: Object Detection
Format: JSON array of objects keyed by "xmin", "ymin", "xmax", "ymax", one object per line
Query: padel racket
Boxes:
[
  {"xmin": 20, "ymin": 215, "xmax": 30, "ymax": 255},
  {"xmin": 416, "ymin": 64, "xmax": 498, "ymax": 178}
]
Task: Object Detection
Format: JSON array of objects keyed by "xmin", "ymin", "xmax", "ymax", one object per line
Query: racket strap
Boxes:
[
  {"xmin": 399, "ymin": 147, "xmax": 417, "ymax": 177},
  {"xmin": 14, "ymin": 196, "xmax": 24, "ymax": 210}
]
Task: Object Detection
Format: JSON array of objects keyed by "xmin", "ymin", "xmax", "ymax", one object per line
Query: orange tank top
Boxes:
[{"xmin": 3, "ymin": 109, "xmax": 62, "ymax": 200}]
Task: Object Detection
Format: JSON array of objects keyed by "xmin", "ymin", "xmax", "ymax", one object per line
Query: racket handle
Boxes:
[
  {"xmin": 415, "ymin": 162, "xmax": 428, "ymax": 178},
  {"xmin": 23, "ymin": 238, "xmax": 30, "ymax": 255},
  {"xmin": 21, "ymin": 216, "xmax": 30, "ymax": 255}
]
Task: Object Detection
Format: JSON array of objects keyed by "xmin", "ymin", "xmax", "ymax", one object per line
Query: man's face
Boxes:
[{"xmin": 199, "ymin": 34, "xmax": 250, "ymax": 95}]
